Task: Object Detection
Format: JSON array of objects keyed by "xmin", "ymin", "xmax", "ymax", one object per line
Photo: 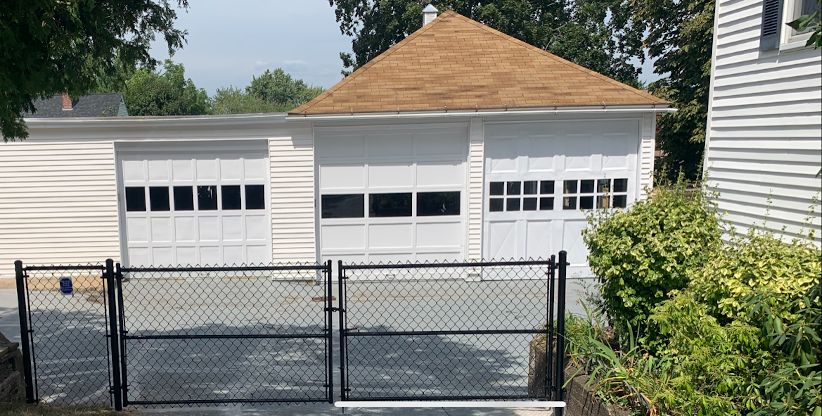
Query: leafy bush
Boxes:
[
  {"xmin": 690, "ymin": 226, "xmax": 821, "ymax": 322},
  {"xmin": 583, "ymin": 178, "xmax": 722, "ymax": 339}
]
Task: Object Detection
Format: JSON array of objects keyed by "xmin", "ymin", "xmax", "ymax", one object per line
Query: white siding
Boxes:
[
  {"xmin": 0, "ymin": 141, "xmax": 120, "ymax": 278},
  {"xmin": 705, "ymin": 0, "xmax": 822, "ymax": 243},
  {"xmin": 468, "ymin": 118, "xmax": 484, "ymax": 260},
  {"xmin": 639, "ymin": 113, "xmax": 656, "ymax": 200},
  {"xmin": 269, "ymin": 128, "xmax": 317, "ymax": 263}
]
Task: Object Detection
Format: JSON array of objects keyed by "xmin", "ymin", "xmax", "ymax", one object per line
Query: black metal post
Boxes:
[
  {"xmin": 326, "ymin": 260, "xmax": 334, "ymax": 403},
  {"xmin": 554, "ymin": 251, "xmax": 568, "ymax": 414},
  {"xmin": 15, "ymin": 261, "xmax": 35, "ymax": 403},
  {"xmin": 545, "ymin": 255, "xmax": 556, "ymax": 400},
  {"xmin": 337, "ymin": 260, "xmax": 347, "ymax": 402},
  {"xmin": 104, "ymin": 259, "xmax": 123, "ymax": 411},
  {"xmin": 115, "ymin": 263, "xmax": 128, "ymax": 406}
]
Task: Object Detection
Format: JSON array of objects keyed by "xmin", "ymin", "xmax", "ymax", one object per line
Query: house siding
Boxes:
[
  {"xmin": 705, "ymin": 0, "xmax": 822, "ymax": 242},
  {"xmin": 639, "ymin": 113, "xmax": 656, "ymax": 200},
  {"xmin": 269, "ymin": 128, "xmax": 317, "ymax": 263},
  {"xmin": 0, "ymin": 140, "xmax": 120, "ymax": 278},
  {"xmin": 468, "ymin": 118, "xmax": 484, "ymax": 260}
]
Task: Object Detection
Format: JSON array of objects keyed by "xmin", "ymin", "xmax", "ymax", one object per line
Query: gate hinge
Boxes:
[{"xmin": 325, "ymin": 307, "xmax": 340, "ymax": 312}]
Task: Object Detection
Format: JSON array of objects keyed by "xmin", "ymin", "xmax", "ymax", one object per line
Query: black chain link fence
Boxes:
[
  {"xmin": 15, "ymin": 264, "xmax": 113, "ymax": 406},
  {"xmin": 338, "ymin": 259, "xmax": 558, "ymax": 401},
  {"xmin": 117, "ymin": 263, "xmax": 333, "ymax": 406}
]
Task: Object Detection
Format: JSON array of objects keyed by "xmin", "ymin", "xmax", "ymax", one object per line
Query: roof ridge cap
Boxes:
[
  {"xmin": 292, "ymin": 11, "xmax": 449, "ymax": 114},
  {"xmin": 447, "ymin": 12, "xmax": 666, "ymax": 104}
]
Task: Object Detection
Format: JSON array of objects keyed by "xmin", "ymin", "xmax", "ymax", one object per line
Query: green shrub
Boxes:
[
  {"xmin": 583, "ymin": 178, "xmax": 722, "ymax": 340},
  {"xmin": 690, "ymin": 226, "xmax": 821, "ymax": 323}
]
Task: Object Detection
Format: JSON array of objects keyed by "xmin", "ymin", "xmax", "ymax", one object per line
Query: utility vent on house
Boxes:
[{"xmin": 423, "ymin": 4, "xmax": 438, "ymax": 26}]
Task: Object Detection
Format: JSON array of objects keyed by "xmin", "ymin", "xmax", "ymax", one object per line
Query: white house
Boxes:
[
  {"xmin": 704, "ymin": 0, "xmax": 822, "ymax": 242},
  {"xmin": 0, "ymin": 9, "xmax": 673, "ymax": 279}
]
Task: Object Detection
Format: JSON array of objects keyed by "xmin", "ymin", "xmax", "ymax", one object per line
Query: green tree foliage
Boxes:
[
  {"xmin": 209, "ymin": 69, "xmax": 324, "ymax": 115},
  {"xmin": 327, "ymin": 0, "xmax": 645, "ymax": 86},
  {"xmin": 0, "ymin": 0, "xmax": 188, "ymax": 140},
  {"xmin": 788, "ymin": 0, "xmax": 822, "ymax": 48},
  {"xmin": 582, "ymin": 178, "xmax": 722, "ymax": 341},
  {"xmin": 633, "ymin": 0, "xmax": 715, "ymax": 181},
  {"xmin": 123, "ymin": 60, "xmax": 208, "ymax": 116}
]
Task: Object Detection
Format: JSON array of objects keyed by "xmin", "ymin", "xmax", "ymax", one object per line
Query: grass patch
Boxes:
[{"xmin": 0, "ymin": 402, "xmax": 133, "ymax": 416}]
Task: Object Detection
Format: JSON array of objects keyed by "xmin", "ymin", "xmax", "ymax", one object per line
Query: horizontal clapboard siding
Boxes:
[
  {"xmin": 639, "ymin": 113, "xmax": 656, "ymax": 200},
  {"xmin": 706, "ymin": 0, "xmax": 822, "ymax": 244},
  {"xmin": 0, "ymin": 141, "xmax": 120, "ymax": 278},
  {"xmin": 269, "ymin": 129, "xmax": 317, "ymax": 263}
]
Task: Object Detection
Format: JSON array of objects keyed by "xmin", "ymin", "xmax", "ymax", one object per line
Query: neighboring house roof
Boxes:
[
  {"xmin": 27, "ymin": 93, "xmax": 128, "ymax": 118},
  {"xmin": 291, "ymin": 11, "xmax": 668, "ymax": 116}
]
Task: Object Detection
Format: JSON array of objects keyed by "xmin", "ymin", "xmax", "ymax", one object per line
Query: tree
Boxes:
[
  {"xmin": 1, "ymin": 0, "xmax": 188, "ymax": 140},
  {"xmin": 209, "ymin": 87, "xmax": 283, "ymax": 115},
  {"xmin": 327, "ymin": 0, "xmax": 646, "ymax": 86},
  {"xmin": 247, "ymin": 69, "xmax": 324, "ymax": 109},
  {"xmin": 633, "ymin": 0, "xmax": 715, "ymax": 181},
  {"xmin": 123, "ymin": 60, "xmax": 208, "ymax": 116},
  {"xmin": 788, "ymin": 0, "xmax": 821, "ymax": 48}
]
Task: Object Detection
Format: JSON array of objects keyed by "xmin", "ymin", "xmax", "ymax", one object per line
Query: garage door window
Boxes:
[
  {"xmin": 149, "ymin": 187, "xmax": 170, "ymax": 211},
  {"xmin": 370, "ymin": 193, "xmax": 412, "ymax": 217},
  {"xmin": 125, "ymin": 187, "xmax": 146, "ymax": 212},
  {"xmin": 563, "ymin": 178, "xmax": 629, "ymax": 210},
  {"xmin": 197, "ymin": 186, "xmax": 218, "ymax": 210},
  {"xmin": 173, "ymin": 187, "xmax": 194, "ymax": 211},
  {"xmin": 322, "ymin": 194, "xmax": 365, "ymax": 219},
  {"xmin": 418, "ymin": 192, "xmax": 460, "ymax": 216},
  {"xmin": 222, "ymin": 185, "xmax": 242, "ymax": 210},
  {"xmin": 489, "ymin": 180, "xmax": 555, "ymax": 212},
  {"xmin": 245, "ymin": 185, "xmax": 265, "ymax": 209}
]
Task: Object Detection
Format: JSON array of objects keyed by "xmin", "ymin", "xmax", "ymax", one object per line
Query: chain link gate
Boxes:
[
  {"xmin": 114, "ymin": 261, "xmax": 335, "ymax": 406},
  {"xmin": 337, "ymin": 252, "xmax": 568, "ymax": 407}
]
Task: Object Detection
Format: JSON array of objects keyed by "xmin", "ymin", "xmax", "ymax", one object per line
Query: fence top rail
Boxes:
[
  {"xmin": 341, "ymin": 259, "xmax": 554, "ymax": 270},
  {"xmin": 119, "ymin": 264, "xmax": 329, "ymax": 273},
  {"xmin": 22, "ymin": 265, "xmax": 105, "ymax": 271}
]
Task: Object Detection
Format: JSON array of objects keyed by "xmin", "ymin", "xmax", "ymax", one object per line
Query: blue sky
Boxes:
[{"xmin": 150, "ymin": 1, "xmax": 659, "ymax": 95}]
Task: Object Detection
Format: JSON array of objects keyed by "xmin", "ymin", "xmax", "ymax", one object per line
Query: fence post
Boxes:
[
  {"xmin": 15, "ymin": 260, "xmax": 35, "ymax": 403},
  {"xmin": 104, "ymin": 259, "xmax": 123, "ymax": 410},
  {"xmin": 545, "ymin": 255, "xmax": 556, "ymax": 400},
  {"xmin": 115, "ymin": 263, "xmax": 128, "ymax": 407},
  {"xmin": 326, "ymin": 259, "xmax": 334, "ymax": 404},
  {"xmin": 337, "ymin": 260, "xmax": 347, "ymax": 402},
  {"xmin": 554, "ymin": 251, "xmax": 568, "ymax": 414}
]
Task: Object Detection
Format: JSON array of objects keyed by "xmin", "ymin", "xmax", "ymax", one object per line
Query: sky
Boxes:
[{"xmin": 150, "ymin": 1, "xmax": 659, "ymax": 96}]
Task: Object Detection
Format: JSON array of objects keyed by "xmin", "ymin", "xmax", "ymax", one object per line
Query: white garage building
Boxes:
[{"xmin": 0, "ymin": 10, "xmax": 671, "ymax": 278}]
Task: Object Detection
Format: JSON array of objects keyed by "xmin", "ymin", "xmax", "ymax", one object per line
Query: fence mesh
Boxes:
[
  {"xmin": 340, "ymin": 260, "xmax": 553, "ymax": 400},
  {"xmin": 22, "ymin": 266, "xmax": 111, "ymax": 406},
  {"xmin": 118, "ymin": 264, "xmax": 331, "ymax": 405}
]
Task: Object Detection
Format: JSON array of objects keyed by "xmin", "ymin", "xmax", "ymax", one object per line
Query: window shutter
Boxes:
[{"xmin": 760, "ymin": 0, "xmax": 784, "ymax": 51}]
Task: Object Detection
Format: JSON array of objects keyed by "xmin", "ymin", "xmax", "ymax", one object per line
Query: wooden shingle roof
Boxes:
[{"xmin": 291, "ymin": 11, "xmax": 668, "ymax": 116}]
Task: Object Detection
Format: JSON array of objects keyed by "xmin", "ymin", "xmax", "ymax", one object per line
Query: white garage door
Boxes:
[
  {"xmin": 119, "ymin": 144, "xmax": 271, "ymax": 267},
  {"xmin": 316, "ymin": 125, "xmax": 468, "ymax": 264},
  {"xmin": 483, "ymin": 120, "xmax": 639, "ymax": 276}
]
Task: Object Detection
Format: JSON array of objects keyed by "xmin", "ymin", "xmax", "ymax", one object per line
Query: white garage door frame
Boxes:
[
  {"xmin": 314, "ymin": 123, "xmax": 470, "ymax": 265},
  {"xmin": 115, "ymin": 140, "xmax": 272, "ymax": 267},
  {"xmin": 482, "ymin": 118, "xmax": 642, "ymax": 277}
]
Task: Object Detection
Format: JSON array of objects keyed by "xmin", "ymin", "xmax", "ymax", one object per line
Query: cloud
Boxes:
[
  {"xmin": 254, "ymin": 60, "xmax": 268, "ymax": 70},
  {"xmin": 282, "ymin": 59, "xmax": 308, "ymax": 66}
]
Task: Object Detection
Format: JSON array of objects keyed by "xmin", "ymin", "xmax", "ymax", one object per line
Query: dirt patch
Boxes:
[{"xmin": 0, "ymin": 280, "xmax": 14, "ymax": 290}]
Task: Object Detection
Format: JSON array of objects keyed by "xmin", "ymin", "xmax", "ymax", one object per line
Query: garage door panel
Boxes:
[
  {"xmin": 222, "ymin": 216, "xmax": 243, "ymax": 241},
  {"xmin": 199, "ymin": 246, "xmax": 220, "ymax": 265},
  {"xmin": 172, "ymin": 159, "xmax": 193, "ymax": 181},
  {"xmin": 526, "ymin": 221, "xmax": 552, "ymax": 260},
  {"xmin": 127, "ymin": 218, "xmax": 148, "ymax": 243},
  {"xmin": 243, "ymin": 158, "xmax": 267, "ymax": 180},
  {"xmin": 417, "ymin": 222, "xmax": 462, "ymax": 247},
  {"xmin": 174, "ymin": 217, "xmax": 196, "ymax": 242},
  {"xmin": 176, "ymin": 247, "xmax": 197, "ymax": 265},
  {"xmin": 369, "ymin": 224, "xmax": 413, "ymax": 249},
  {"xmin": 247, "ymin": 245, "xmax": 269, "ymax": 265},
  {"xmin": 129, "ymin": 247, "xmax": 150, "ymax": 267},
  {"xmin": 488, "ymin": 221, "xmax": 518, "ymax": 260},
  {"xmin": 150, "ymin": 218, "xmax": 173, "ymax": 242},
  {"xmin": 320, "ymin": 165, "xmax": 365, "ymax": 190},
  {"xmin": 317, "ymin": 135, "xmax": 365, "ymax": 159},
  {"xmin": 152, "ymin": 247, "xmax": 173, "ymax": 266},
  {"xmin": 123, "ymin": 160, "xmax": 146, "ymax": 182},
  {"xmin": 198, "ymin": 217, "xmax": 220, "ymax": 241},
  {"xmin": 220, "ymin": 159, "xmax": 242, "ymax": 180},
  {"xmin": 488, "ymin": 137, "xmax": 518, "ymax": 173},
  {"xmin": 562, "ymin": 220, "xmax": 587, "ymax": 266},
  {"xmin": 195, "ymin": 159, "xmax": 218, "ymax": 180},
  {"xmin": 322, "ymin": 224, "xmax": 365, "ymax": 249},
  {"xmin": 416, "ymin": 251, "xmax": 462, "ymax": 262},
  {"xmin": 417, "ymin": 162, "xmax": 464, "ymax": 187},
  {"xmin": 245, "ymin": 216, "xmax": 268, "ymax": 241},
  {"xmin": 367, "ymin": 133, "xmax": 413, "ymax": 157},
  {"xmin": 368, "ymin": 164, "xmax": 413, "ymax": 188},
  {"xmin": 370, "ymin": 252, "xmax": 414, "ymax": 264},
  {"xmin": 148, "ymin": 160, "xmax": 170, "ymax": 181},
  {"xmin": 527, "ymin": 136, "xmax": 556, "ymax": 173},
  {"xmin": 223, "ymin": 246, "xmax": 244, "ymax": 265}
]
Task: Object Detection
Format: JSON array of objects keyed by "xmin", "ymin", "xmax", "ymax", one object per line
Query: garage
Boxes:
[
  {"xmin": 118, "ymin": 141, "xmax": 271, "ymax": 267},
  {"xmin": 315, "ymin": 124, "xmax": 469, "ymax": 264},
  {"xmin": 483, "ymin": 120, "xmax": 640, "ymax": 275}
]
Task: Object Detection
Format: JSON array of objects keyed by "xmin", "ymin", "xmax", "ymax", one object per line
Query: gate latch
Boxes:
[{"xmin": 325, "ymin": 307, "xmax": 340, "ymax": 312}]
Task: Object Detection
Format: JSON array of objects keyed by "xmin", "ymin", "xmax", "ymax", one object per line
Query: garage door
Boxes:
[
  {"xmin": 119, "ymin": 144, "xmax": 271, "ymax": 267},
  {"xmin": 316, "ymin": 125, "xmax": 468, "ymax": 264},
  {"xmin": 483, "ymin": 120, "xmax": 639, "ymax": 276}
]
